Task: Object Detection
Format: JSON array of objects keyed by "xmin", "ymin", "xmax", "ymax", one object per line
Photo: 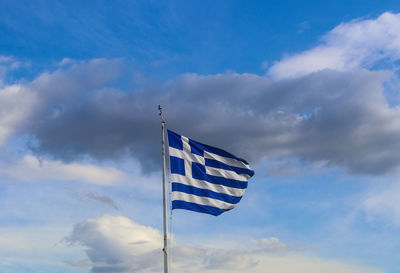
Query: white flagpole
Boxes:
[{"xmin": 159, "ymin": 105, "xmax": 169, "ymax": 273}]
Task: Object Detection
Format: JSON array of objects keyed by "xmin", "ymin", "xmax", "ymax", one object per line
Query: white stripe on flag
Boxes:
[
  {"xmin": 172, "ymin": 191, "xmax": 236, "ymax": 210},
  {"xmin": 170, "ymin": 174, "xmax": 246, "ymax": 197},
  {"xmin": 205, "ymin": 166, "xmax": 250, "ymax": 181},
  {"xmin": 203, "ymin": 150, "xmax": 251, "ymax": 169},
  {"xmin": 181, "ymin": 136, "xmax": 193, "ymax": 178}
]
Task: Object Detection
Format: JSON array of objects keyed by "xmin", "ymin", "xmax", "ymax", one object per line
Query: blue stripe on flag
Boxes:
[
  {"xmin": 171, "ymin": 183, "xmax": 242, "ymax": 204},
  {"xmin": 192, "ymin": 162, "xmax": 248, "ymax": 189},
  {"xmin": 167, "ymin": 129, "xmax": 251, "ymax": 166},
  {"xmin": 189, "ymin": 138, "xmax": 249, "ymax": 164},
  {"xmin": 205, "ymin": 158, "xmax": 255, "ymax": 177},
  {"xmin": 172, "ymin": 200, "xmax": 226, "ymax": 216},
  {"xmin": 189, "ymin": 138, "xmax": 204, "ymax": 156}
]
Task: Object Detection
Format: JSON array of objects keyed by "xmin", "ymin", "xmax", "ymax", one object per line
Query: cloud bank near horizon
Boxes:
[{"xmin": 65, "ymin": 215, "xmax": 382, "ymax": 273}]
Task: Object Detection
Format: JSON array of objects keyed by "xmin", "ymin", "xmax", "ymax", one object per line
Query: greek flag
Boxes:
[{"xmin": 167, "ymin": 130, "xmax": 255, "ymax": 216}]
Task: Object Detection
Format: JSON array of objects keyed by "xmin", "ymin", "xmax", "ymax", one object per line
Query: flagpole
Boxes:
[{"xmin": 159, "ymin": 105, "xmax": 169, "ymax": 273}]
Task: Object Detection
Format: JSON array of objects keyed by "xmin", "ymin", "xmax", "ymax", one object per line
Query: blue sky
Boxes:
[{"xmin": 1, "ymin": 1, "xmax": 400, "ymax": 273}]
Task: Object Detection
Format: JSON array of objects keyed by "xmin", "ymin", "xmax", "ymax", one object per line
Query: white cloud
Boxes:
[
  {"xmin": 269, "ymin": 12, "xmax": 400, "ymax": 79},
  {"xmin": 0, "ymin": 84, "xmax": 38, "ymax": 145},
  {"xmin": 0, "ymin": 56, "xmax": 14, "ymax": 63},
  {"xmin": 0, "ymin": 226, "xmax": 83, "ymax": 267},
  {"xmin": 66, "ymin": 215, "xmax": 383, "ymax": 273},
  {"xmin": 59, "ymin": 58, "xmax": 76, "ymax": 66},
  {"xmin": 362, "ymin": 181, "xmax": 400, "ymax": 226},
  {"xmin": 66, "ymin": 215, "xmax": 163, "ymax": 272},
  {"xmin": 0, "ymin": 56, "xmax": 28, "ymax": 87},
  {"xmin": 0, "ymin": 155, "xmax": 127, "ymax": 185},
  {"xmin": 242, "ymin": 254, "xmax": 382, "ymax": 273}
]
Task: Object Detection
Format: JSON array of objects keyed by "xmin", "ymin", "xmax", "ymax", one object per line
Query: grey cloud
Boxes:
[
  {"xmin": 22, "ymin": 61, "xmax": 400, "ymax": 175},
  {"xmin": 91, "ymin": 266, "xmax": 128, "ymax": 273},
  {"xmin": 80, "ymin": 192, "xmax": 119, "ymax": 210},
  {"xmin": 0, "ymin": 58, "xmax": 123, "ymax": 148},
  {"xmin": 3, "ymin": 58, "xmax": 400, "ymax": 175}
]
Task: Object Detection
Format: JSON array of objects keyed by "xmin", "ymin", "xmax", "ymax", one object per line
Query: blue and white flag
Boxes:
[{"xmin": 167, "ymin": 130, "xmax": 255, "ymax": 216}]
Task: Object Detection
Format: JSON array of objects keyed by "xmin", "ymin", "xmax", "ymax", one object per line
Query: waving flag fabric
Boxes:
[{"xmin": 167, "ymin": 130, "xmax": 255, "ymax": 216}]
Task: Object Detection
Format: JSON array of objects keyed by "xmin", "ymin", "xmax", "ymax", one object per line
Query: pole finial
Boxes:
[{"xmin": 158, "ymin": 105, "xmax": 165, "ymax": 122}]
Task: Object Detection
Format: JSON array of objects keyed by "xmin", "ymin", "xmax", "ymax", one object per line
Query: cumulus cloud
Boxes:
[
  {"xmin": 65, "ymin": 215, "xmax": 163, "ymax": 272},
  {"xmin": 269, "ymin": 12, "xmax": 400, "ymax": 79},
  {"xmin": 2, "ymin": 13, "xmax": 400, "ymax": 176},
  {"xmin": 25, "ymin": 66, "xmax": 400, "ymax": 175},
  {"xmin": 65, "ymin": 215, "xmax": 382, "ymax": 273},
  {"xmin": 0, "ymin": 155, "xmax": 126, "ymax": 185},
  {"xmin": 0, "ymin": 58, "xmax": 122, "ymax": 147},
  {"xmin": 65, "ymin": 215, "xmax": 283, "ymax": 272}
]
